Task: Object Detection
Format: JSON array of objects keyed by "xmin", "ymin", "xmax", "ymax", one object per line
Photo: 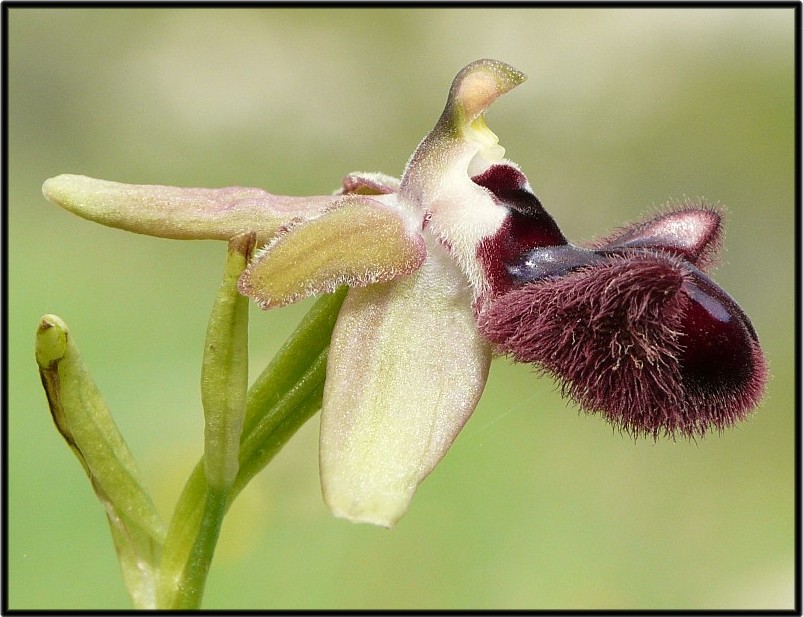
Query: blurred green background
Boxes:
[{"xmin": 8, "ymin": 7, "xmax": 796, "ymax": 610}]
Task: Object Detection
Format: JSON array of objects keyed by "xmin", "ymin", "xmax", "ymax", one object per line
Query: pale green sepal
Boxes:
[
  {"xmin": 319, "ymin": 241, "xmax": 492, "ymax": 527},
  {"xmin": 202, "ymin": 233, "xmax": 255, "ymax": 490},
  {"xmin": 42, "ymin": 174, "xmax": 342, "ymax": 244},
  {"xmin": 36, "ymin": 314, "xmax": 166, "ymax": 609}
]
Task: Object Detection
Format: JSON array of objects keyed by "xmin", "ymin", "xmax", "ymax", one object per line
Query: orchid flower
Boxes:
[{"xmin": 42, "ymin": 59, "xmax": 766, "ymax": 530}]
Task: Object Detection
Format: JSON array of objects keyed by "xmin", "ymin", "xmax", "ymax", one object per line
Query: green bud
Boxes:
[
  {"xmin": 35, "ymin": 314, "xmax": 165, "ymax": 608},
  {"xmin": 201, "ymin": 233, "xmax": 255, "ymax": 490}
]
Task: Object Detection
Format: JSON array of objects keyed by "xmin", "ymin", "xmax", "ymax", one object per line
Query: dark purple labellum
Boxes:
[
  {"xmin": 468, "ymin": 168, "xmax": 766, "ymax": 436},
  {"xmin": 478, "ymin": 240, "xmax": 766, "ymax": 438}
]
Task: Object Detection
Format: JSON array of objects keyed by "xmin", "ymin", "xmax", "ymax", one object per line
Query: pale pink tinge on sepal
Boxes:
[
  {"xmin": 593, "ymin": 204, "xmax": 723, "ymax": 270},
  {"xmin": 336, "ymin": 172, "xmax": 401, "ymax": 196},
  {"xmin": 42, "ymin": 174, "xmax": 348, "ymax": 244}
]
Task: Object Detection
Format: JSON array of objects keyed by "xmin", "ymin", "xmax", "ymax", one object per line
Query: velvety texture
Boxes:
[{"xmin": 477, "ymin": 206, "xmax": 767, "ymax": 438}]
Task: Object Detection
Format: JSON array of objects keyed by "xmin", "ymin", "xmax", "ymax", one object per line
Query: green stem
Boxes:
[
  {"xmin": 171, "ymin": 487, "xmax": 229, "ymax": 609},
  {"xmin": 159, "ymin": 352, "xmax": 329, "ymax": 609},
  {"xmin": 240, "ymin": 287, "xmax": 345, "ymax": 436},
  {"xmin": 234, "ymin": 351, "xmax": 328, "ymax": 496},
  {"xmin": 157, "ymin": 288, "xmax": 346, "ymax": 609}
]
